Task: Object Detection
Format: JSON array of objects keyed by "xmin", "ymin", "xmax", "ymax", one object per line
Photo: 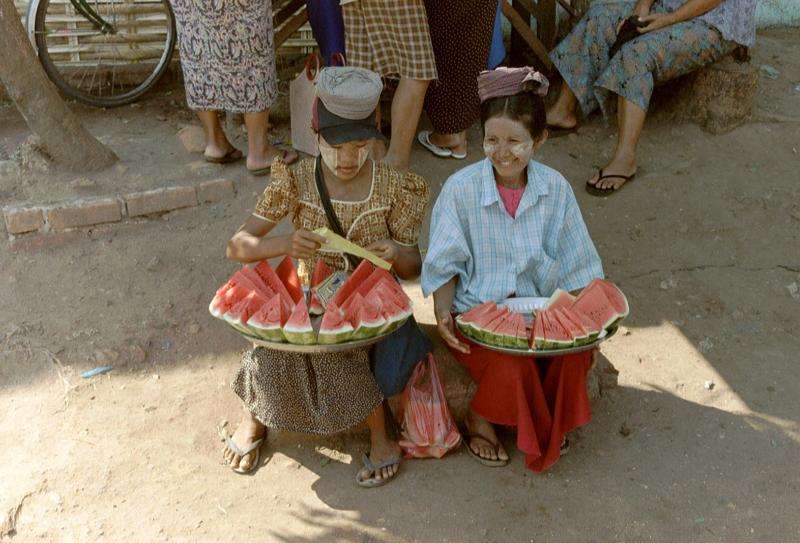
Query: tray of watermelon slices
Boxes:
[
  {"xmin": 455, "ymin": 279, "xmax": 629, "ymax": 357},
  {"xmin": 208, "ymin": 257, "xmax": 414, "ymax": 354}
]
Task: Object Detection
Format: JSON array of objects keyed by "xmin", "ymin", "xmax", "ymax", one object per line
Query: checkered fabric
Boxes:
[
  {"xmin": 343, "ymin": 0, "xmax": 438, "ymax": 80},
  {"xmin": 422, "ymin": 159, "xmax": 604, "ymax": 314}
]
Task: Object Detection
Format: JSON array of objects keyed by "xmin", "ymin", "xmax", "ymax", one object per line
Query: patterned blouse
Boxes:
[
  {"xmin": 661, "ymin": 0, "xmax": 757, "ymax": 47},
  {"xmin": 253, "ymin": 157, "xmax": 429, "ymax": 284}
]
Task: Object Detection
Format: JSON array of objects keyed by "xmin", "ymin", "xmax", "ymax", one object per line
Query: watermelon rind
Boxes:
[
  {"xmin": 317, "ymin": 323, "xmax": 354, "ymax": 344},
  {"xmin": 477, "ymin": 309, "xmax": 509, "ymax": 345},
  {"xmin": 247, "ymin": 321, "xmax": 286, "ymax": 342},
  {"xmin": 540, "ymin": 310, "xmax": 573, "ymax": 350},
  {"xmin": 282, "ymin": 325, "xmax": 315, "ymax": 345}
]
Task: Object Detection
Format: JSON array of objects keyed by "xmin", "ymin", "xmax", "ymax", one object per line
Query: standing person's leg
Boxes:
[
  {"xmin": 547, "ymin": 1, "xmax": 636, "ymax": 127},
  {"xmin": 587, "ymin": 20, "xmax": 735, "ymax": 192},
  {"xmin": 383, "ymin": 77, "xmax": 430, "ymax": 170},
  {"xmin": 243, "ymin": 111, "xmax": 297, "ymax": 174},
  {"xmin": 196, "ymin": 110, "xmax": 242, "ymax": 162}
]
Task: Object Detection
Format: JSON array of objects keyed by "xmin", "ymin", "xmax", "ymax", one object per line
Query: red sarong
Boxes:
[{"xmin": 450, "ymin": 326, "xmax": 593, "ymax": 472}]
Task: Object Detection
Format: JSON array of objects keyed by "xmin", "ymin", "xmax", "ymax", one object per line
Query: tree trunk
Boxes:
[{"xmin": 0, "ymin": 0, "xmax": 117, "ymax": 172}]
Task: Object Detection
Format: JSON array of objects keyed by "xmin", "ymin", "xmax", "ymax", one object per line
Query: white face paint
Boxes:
[
  {"xmin": 483, "ymin": 117, "xmax": 542, "ymax": 183},
  {"xmin": 318, "ymin": 137, "xmax": 371, "ymax": 180}
]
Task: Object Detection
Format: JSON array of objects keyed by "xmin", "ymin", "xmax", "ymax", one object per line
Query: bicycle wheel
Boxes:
[{"xmin": 34, "ymin": 0, "xmax": 177, "ymax": 108}]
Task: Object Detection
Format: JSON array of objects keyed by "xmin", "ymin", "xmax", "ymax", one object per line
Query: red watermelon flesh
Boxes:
[
  {"xmin": 593, "ymin": 279, "xmax": 630, "ymax": 318},
  {"xmin": 276, "ymin": 257, "xmax": 304, "ymax": 305},
  {"xmin": 354, "ymin": 267, "xmax": 397, "ymax": 299},
  {"xmin": 209, "ymin": 278, "xmax": 236, "ymax": 317},
  {"xmin": 369, "ymin": 291, "xmax": 406, "ymax": 333},
  {"xmin": 309, "ymin": 259, "xmax": 333, "ymax": 315},
  {"xmin": 476, "ymin": 307, "xmax": 510, "ymax": 343},
  {"xmin": 332, "ymin": 260, "xmax": 376, "ymax": 307},
  {"xmin": 541, "ymin": 309, "xmax": 573, "ymax": 349},
  {"xmin": 456, "ymin": 301, "xmax": 498, "ymax": 339},
  {"xmin": 341, "ymin": 292, "xmax": 365, "ymax": 327},
  {"xmin": 224, "ymin": 291, "xmax": 267, "ymax": 332},
  {"xmin": 238, "ymin": 268, "xmax": 274, "ymax": 299},
  {"xmin": 485, "ymin": 312, "xmax": 513, "ymax": 347},
  {"xmin": 553, "ymin": 307, "xmax": 588, "ymax": 345},
  {"xmin": 209, "ymin": 283, "xmax": 250, "ymax": 318},
  {"xmin": 283, "ymin": 298, "xmax": 315, "ymax": 345},
  {"xmin": 254, "ymin": 261, "xmax": 295, "ymax": 312},
  {"xmin": 374, "ymin": 278, "xmax": 412, "ymax": 313},
  {"xmin": 546, "ymin": 289, "xmax": 576, "ymax": 310},
  {"xmin": 319, "ymin": 301, "xmax": 354, "ymax": 344},
  {"xmin": 247, "ymin": 294, "xmax": 288, "ymax": 342},
  {"xmin": 531, "ymin": 311, "xmax": 547, "ymax": 349},
  {"xmin": 563, "ymin": 306, "xmax": 600, "ymax": 342},
  {"xmin": 572, "ymin": 283, "xmax": 622, "ymax": 330},
  {"xmin": 505, "ymin": 311, "xmax": 529, "ymax": 349},
  {"xmin": 359, "ymin": 295, "xmax": 387, "ymax": 337}
]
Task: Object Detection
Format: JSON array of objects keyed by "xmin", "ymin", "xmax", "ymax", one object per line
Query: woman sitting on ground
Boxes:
[
  {"xmin": 222, "ymin": 67, "xmax": 429, "ymax": 487},
  {"xmin": 422, "ymin": 68, "xmax": 603, "ymax": 471},
  {"xmin": 546, "ymin": 0, "xmax": 756, "ymax": 195}
]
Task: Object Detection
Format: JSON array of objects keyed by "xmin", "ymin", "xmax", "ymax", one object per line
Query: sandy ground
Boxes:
[{"xmin": 1, "ymin": 28, "xmax": 800, "ymax": 542}]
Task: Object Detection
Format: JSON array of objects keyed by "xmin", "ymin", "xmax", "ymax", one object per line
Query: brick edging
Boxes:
[{"xmin": 3, "ymin": 178, "xmax": 235, "ymax": 237}]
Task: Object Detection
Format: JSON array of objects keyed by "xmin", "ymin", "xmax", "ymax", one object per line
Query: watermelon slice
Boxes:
[
  {"xmin": 373, "ymin": 278, "xmax": 412, "ymax": 318},
  {"xmin": 331, "ymin": 261, "xmax": 376, "ymax": 307},
  {"xmin": 370, "ymin": 291, "xmax": 407, "ymax": 333},
  {"xmin": 562, "ymin": 306, "xmax": 600, "ymax": 343},
  {"xmin": 247, "ymin": 294, "xmax": 289, "ymax": 342},
  {"xmin": 309, "ymin": 259, "xmax": 333, "ymax": 315},
  {"xmin": 487, "ymin": 312, "xmax": 520, "ymax": 347},
  {"xmin": 357, "ymin": 295, "xmax": 386, "ymax": 338},
  {"xmin": 553, "ymin": 307, "xmax": 588, "ymax": 346},
  {"xmin": 354, "ymin": 267, "xmax": 397, "ymax": 299},
  {"xmin": 254, "ymin": 261, "xmax": 295, "ymax": 312},
  {"xmin": 505, "ymin": 312, "xmax": 529, "ymax": 349},
  {"xmin": 536, "ymin": 309, "xmax": 573, "ymax": 349},
  {"xmin": 341, "ymin": 292, "xmax": 366, "ymax": 337},
  {"xmin": 476, "ymin": 307, "xmax": 510, "ymax": 344},
  {"xmin": 283, "ymin": 298, "xmax": 315, "ymax": 345},
  {"xmin": 531, "ymin": 310, "xmax": 546, "ymax": 350},
  {"xmin": 594, "ymin": 279, "xmax": 630, "ymax": 320},
  {"xmin": 276, "ymin": 257, "xmax": 304, "ymax": 305},
  {"xmin": 238, "ymin": 267, "xmax": 274, "ymax": 298},
  {"xmin": 546, "ymin": 289, "xmax": 576, "ymax": 310},
  {"xmin": 455, "ymin": 301, "xmax": 498, "ymax": 339},
  {"xmin": 209, "ymin": 282, "xmax": 252, "ymax": 318},
  {"xmin": 572, "ymin": 282, "xmax": 623, "ymax": 331},
  {"xmin": 318, "ymin": 301, "xmax": 354, "ymax": 344},
  {"xmin": 224, "ymin": 291, "xmax": 267, "ymax": 334}
]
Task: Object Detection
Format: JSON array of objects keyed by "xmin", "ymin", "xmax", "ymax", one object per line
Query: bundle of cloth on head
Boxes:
[
  {"xmin": 477, "ymin": 67, "xmax": 550, "ymax": 103},
  {"xmin": 312, "ymin": 66, "xmax": 386, "ymax": 144}
]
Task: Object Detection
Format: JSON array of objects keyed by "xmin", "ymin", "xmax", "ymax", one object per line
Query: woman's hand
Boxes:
[
  {"xmin": 286, "ymin": 230, "xmax": 327, "ymax": 260},
  {"xmin": 436, "ymin": 311, "xmax": 470, "ymax": 354},
  {"xmin": 636, "ymin": 12, "xmax": 677, "ymax": 33},
  {"xmin": 366, "ymin": 238, "xmax": 401, "ymax": 263}
]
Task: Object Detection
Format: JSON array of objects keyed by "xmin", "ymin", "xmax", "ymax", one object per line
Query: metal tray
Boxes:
[
  {"xmin": 234, "ymin": 318, "xmax": 408, "ymax": 354},
  {"xmin": 463, "ymin": 326, "xmax": 618, "ymax": 357}
]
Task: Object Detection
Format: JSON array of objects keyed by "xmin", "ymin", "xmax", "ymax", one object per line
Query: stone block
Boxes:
[
  {"xmin": 177, "ymin": 125, "xmax": 206, "ymax": 153},
  {"xmin": 47, "ymin": 198, "xmax": 122, "ymax": 230},
  {"xmin": 197, "ymin": 178, "xmax": 235, "ymax": 204},
  {"xmin": 3, "ymin": 206, "xmax": 45, "ymax": 234},
  {"xmin": 125, "ymin": 186, "xmax": 197, "ymax": 217},
  {"xmin": 657, "ymin": 54, "xmax": 759, "ymax": 134}
]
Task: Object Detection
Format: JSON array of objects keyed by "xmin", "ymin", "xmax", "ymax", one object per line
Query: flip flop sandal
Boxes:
[
  {"xmin": 464, "ymin": 432, "xmax": 509, "ymax": 467},
  {"xmin": 204, "ymin": 148, "xmax": 243, "ymax": 164},
  {"xmin": 585, "ymin": 168, "xmax": 636, "ymax": 197},
  {"xmin": 417, "ymin": 131, "xmax": 466, "ymax": 159},
  {"xmin": 560, "ymin": 437, "xmax": 570, "ymax": 456},
  {"xmin": 355, "ymin": 453, "xmax": 402, "ymax": 488},
  {"xmin": 219, "ymin": 428, "xmax": 264, "ymax": 475},
  {"xmin": 546, "ymin": 124, "xmax": 578, "ymax": 139},
  {"xmin": 247, "ymin": 149, "xmax": 299, "ymax": 176}
]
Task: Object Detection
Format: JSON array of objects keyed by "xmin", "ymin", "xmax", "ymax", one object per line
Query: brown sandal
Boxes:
[{"xmin": 585, "ymin": 168, "xmax": 636, "ymax": 196}]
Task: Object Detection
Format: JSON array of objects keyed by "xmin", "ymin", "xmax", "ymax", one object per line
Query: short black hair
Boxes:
[{"xmin": 480, "ymin": 91, "xmax": 547, "ymax": 140}]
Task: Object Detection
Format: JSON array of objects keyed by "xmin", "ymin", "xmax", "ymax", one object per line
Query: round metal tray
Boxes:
[
  {"xmin": 463, "ymin": 326, "xmax": 618, "ymax": 357},
  {"xmin": 235, "ymin": 319, "xmax": 408, "ymax": 354}
]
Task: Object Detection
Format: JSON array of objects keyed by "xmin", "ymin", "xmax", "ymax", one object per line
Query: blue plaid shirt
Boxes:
[{"xmin": 422, "ymin": 158, "xmax": 604, "ymax": 313}]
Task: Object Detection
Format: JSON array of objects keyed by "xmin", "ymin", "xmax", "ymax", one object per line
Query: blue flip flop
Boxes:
[{"xmin": 355, "ymin": 453, "xmax": 402, "ymax": 488}]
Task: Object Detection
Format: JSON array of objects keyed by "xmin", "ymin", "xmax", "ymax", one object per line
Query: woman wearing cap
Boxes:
[
  {"xmin": 222, "ymin": 67, "xmax": 429, "ymax": 487},
  {"xmin": 422, "ymin": 68, "xmax": 603, "ymax": 472},
  {"xmin": 170, "ymin": 0, "xmax": 297, "ymax": 173}
]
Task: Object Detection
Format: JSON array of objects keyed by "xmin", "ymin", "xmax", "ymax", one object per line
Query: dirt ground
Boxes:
[{"xmin": 2, "ymin": 28, "xmax": 800, "ymax": 542}]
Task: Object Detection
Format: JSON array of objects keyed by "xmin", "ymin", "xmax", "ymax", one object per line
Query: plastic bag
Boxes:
[{"xmin": 397, "ymin": 354, "xmax": 462, "ymax": 458}]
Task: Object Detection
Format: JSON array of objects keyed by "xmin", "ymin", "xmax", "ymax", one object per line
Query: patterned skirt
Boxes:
[
  {"xmin": 550, "ymin": 0, "xmax": 735, "ymax": 119},
  {"xmin": 231, "ymin": 347, "xmax": 382, "ymax": 434},
  {"xmin": 422, "ymin": 0, "xmax": 497, "ymax": 134},
  {"xmin": 170, "ymin": 0, "xmax": 278, "ymax": 112},
  {"xmin": 343, "ymin": 0, "xmax": 437, "ymax": 80}
]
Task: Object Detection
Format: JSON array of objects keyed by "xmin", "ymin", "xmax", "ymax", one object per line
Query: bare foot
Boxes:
[
  {"xmin": 246, "ymin": 145, "xmax": 298, "ymax": 172},
  {"xmin": 204, "ymin": 140, "xmax": 242, "ymax": 162},
  {"xmin": 357, "ymin": 430, "xmax": 402, "ymax": 485},
  {"xmin": 465, "ymin": 409, "xmax": 508, "ymax": 462},
  {"xmin": 588, "ymin": 155, "xmax": 637, "ymax": 191},
  {"xmin": 429, "ymin": 131, "xmax": 467, "ymax": 156},
  {"xmin": 221, "ymin": 409, "xmax": 267, "ymax": 472}
]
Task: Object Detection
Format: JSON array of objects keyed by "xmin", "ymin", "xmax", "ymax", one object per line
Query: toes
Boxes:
[
  {"xmin": 239, "ymin": 453, "xmax": 252, "ymax": 471},
  {"xmin": 230, "ymin": 453, "xmax": 241, "ymax": 469},
  {"xmin": 498, "ymin": 447, "xmax": 509, "ymax": 461}
]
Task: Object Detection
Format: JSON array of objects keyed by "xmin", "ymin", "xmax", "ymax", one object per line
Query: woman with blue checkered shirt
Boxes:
[{"xmin": 422, "ymin": 68, "xmax": 604, "ymax": 473}]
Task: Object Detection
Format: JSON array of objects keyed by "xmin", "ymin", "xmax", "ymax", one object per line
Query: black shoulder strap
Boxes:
[{"xmin": 314, "ymin": 156, "xmax": 361, "ymax": 270}]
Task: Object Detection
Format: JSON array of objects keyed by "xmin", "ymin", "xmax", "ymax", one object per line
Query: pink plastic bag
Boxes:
[{"xmin": 397, "ymin": 354, "xmax": 462, "ymax": 458}]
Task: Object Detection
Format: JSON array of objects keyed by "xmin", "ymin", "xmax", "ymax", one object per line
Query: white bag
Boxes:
[{"xmin": 290, "ymin": 53, "xmax": 322, "ymax": 157}]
